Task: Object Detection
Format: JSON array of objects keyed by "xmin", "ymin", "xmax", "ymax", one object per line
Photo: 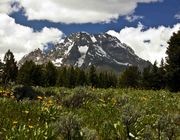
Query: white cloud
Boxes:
[
  {"xmin": 125, "ymin": 14, "xmax": 144, "ymax": 22},
  {"xmin": 17, "ymin": 0, "xmax": 162, "ymax": 24},
  {"xmin": 0, "ymin": 13, "xmax": 63, "ymax": 61},
  {"xmin": 107, "ymin": 23, "xmax": 180, "ymax": 64},
  {"xmin": 0, "ymin": 0, "xmax": 20, "ymax": 14},
  {"xmin": 174, "ymin": 13, "xmax": 180, "ymax": 20},
  {"xmin": 0, "ymin": 0, "xmax": 12, "ymax": 14}
]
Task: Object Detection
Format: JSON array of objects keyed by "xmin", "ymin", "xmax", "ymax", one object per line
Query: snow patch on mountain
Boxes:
[
  {"xmin": 64, "ymin": 42, "xmax": 74, "ymax": 55},
  {"xmin": 52, "ymin": 58, "xmax": 63, "ymax": 66},
  {"xmin": 76, "ymin": 55, "xmax": 86, "ymax": 67},
  {"xmin": 113, "ymin": 59, "xmax": 130, "ymax": 66},
  {"xmin": 95, "ymin": 45, "xmax": 109, "ymax": 58},
  {"xmin": 78, "ymin": 45, "xmax": 89, "ymax": 54},
  {"xmin": 76, "ymin": 45, "xmax": 89, "ymax": 67},
  {"xmin": 91, "ymin": 36, "xmax": 97, "ymax": 43},
  {"xmin": 19, "ymin": 32, "xmax": 151, "ymax": 72},
  {"xmin": 36, "ymin": 57, "xmax": 40, "ymax": 61}
]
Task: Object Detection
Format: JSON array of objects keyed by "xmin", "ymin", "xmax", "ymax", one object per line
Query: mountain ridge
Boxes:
[{"xmin": 19, "ymin": 32, "xmax": 151, "ymax": 72}]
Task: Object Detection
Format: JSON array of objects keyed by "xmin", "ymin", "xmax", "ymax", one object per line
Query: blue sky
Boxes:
[{"xmin": 0, "ymin": 0, "xmax": 180, "ymax": 63}]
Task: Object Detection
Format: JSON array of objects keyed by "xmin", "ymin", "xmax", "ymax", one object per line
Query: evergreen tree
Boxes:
[
  {"xmin": 119, "ymin": 66, "xmax": 141, "ymax": 88},
  {"xmin": 150, "ymin": 61, "xmax": 162, "ymax": 90},
  {"xmin": 76, "ymin": 68, "xmax": 87, "ymax": 86},
  {"xmin": 166, "ymin": 30, "xmax": 180, "ymax": 92},
  {"xmin": 66, "ymin": 66, "xmax": 76, "ymax": 88},
  {"xmin": 31, "ymin": 64, "xmax": 45, "ymax": 86},
  {"xmin": 2, "ymin": 50, "xmax": 18, "ymax": 85},
  {"xmin": 141, "ymin": 65, "xmax": 152, "ymax": 89},
  {"xmin": 45, "ymin": 61, "xmax": 57, "ymax": 87},
  {"xmin": 17, "ymin": 60, "xmax": 36, "ymax": 85},
  {"xmin": 0, "ymin": 59, "xmax": 3, "ymax": 83},
  {"xmin": 98, "ymin": 72, "xmax": 106, "ymax": 88},
  {"xmin": 158, "ymin": 59, "xmax": 166, "ymax": 89},
  {"xmin": 88, "ymin": 65, "xmax": 98, "ymax": 87},
  {"xmin": 58, "ymin": 67, "xmax": 68, "ymax": 87},
  {"xmin": 109, "ymin": 72, "xmax": 118, "ymax": 88}
]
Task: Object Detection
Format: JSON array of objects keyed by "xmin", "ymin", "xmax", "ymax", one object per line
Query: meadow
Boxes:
[{"xmin": 0, "ymin": 86, "xmax": 180, "ymax": 140}]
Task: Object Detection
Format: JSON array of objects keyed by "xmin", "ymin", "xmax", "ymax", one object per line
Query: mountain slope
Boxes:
[{"xmin": 19, "ymin": 32, "xmax": 151, "ymax": 72}]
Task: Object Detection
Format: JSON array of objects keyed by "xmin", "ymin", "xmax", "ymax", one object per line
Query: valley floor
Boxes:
[{"xmin": 0, "ymin": 86, "xmax": 180, "ymax": 139}]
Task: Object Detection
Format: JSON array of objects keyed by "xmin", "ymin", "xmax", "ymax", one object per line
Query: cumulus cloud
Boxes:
[
  {"xmin": 0, "ymin": 13, "xmax": 63, "ymax": 61},
  {"xmin": 0, "ymin": 0, "xmax": 20, "ymax": 14},
  {"xmin": 107, "ymin": 23, "xmax": 180, "ymax": 64},
  {"xmin": 17, "ymin": 0, "xmax": 162, "ymax": 24},
  {"xmin": 125, "ymin": 14, "xmax": 144, "ymax": 22}
]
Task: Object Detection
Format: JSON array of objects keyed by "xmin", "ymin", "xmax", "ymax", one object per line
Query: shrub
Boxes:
[
  {"xmin": 52, "ymin": 112, "xmax": 83, "ymax": 140},
  {"xmin": 62, "ymin": 87, "xmax": 96, "ymax": 108},
  {"xmin": 13, "ymin": 85, "xmax": 38, "ymax": 101}
]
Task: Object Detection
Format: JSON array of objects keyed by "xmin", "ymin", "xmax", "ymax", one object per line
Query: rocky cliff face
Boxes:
[{"xmin": 19, "ymin": 32, "xmax": 151, "ymax": 72}]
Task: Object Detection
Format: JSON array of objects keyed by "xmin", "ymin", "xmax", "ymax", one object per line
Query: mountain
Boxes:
[{"xmin": 19, "ymin": 32, "xmax": 151, "ymax": 72}]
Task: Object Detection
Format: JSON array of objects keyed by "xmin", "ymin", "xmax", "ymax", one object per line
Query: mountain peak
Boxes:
[{"xmin": 19, "ymin": 32, "xmax": 151, "ymax": 72}]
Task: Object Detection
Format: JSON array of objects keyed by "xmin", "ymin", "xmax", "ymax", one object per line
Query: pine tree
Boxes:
[
  {"xmin": 88, "ymin": 65, "xmax": 98, "ymax": 87},
  {"xmin": 66, "ymin": 66, "xmax": 76, "ymax": 88},
  {"xmin": 31, "ymin": 64, "xmax": 45, "ymax": 86},
  {"xmin": 150, "ymin": 61, "xmax": 162, "ymax": 90},
  {"xmin": 141, "ymin": 65, "xmax": 152, "ymax": 89},
  {"xmin": 119, "ymin": 66, "xmax": 141, "ymax": 88},
  {"xmin": 166, "ymin": 30, "xmax": 180, "ymax": 92},
  {"xmin": 45, "ymin": 61, "xmax": 57, "ymax": 87},
  {"xmin": 0, "ymin": 59, "xmax": 3, "ymax": 83},
  {"xmin": 98, "ymin": 72, "xmax": 106, "ymax": 88},
  {"xmin": 17, "ymin": 60, "xmax": 36, "ymax": 85},
  {"xmin": 76, "ymin": 68, "xmax": 87, "ymax": 86},
  {"xmin": 58, "ymin": 67, "xmax": 68, "ymax": 87},
  {"xmin": 158, "ymin": 59, "xmax": 166, "ymax": 89},
  {"xmin": 2, "ymin": 50, "xmax": 18, "ymax": 85}
]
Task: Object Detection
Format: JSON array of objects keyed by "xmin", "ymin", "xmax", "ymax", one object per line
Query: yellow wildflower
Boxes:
[
  {"xmin": 141, "ymin": 97, "xmax": 148, "ymax": 101},
  {"xmin": 28, "ymin": 125, "xmax": 34, "ymax": 129},
  {"xmin": 37, "ymin": 96, "xmax": 43, "ymax": 100},
  {"xmin": 13, "ymin": 121, "xmax": 18, "ymax": 124},
  {"xmin": 43, "ymin": 107, "xmax": 48, "ymax": 111},
  {"xmin": 111, "ymin": 98, "xmax": 116, "ymax": 105},
  {"xmin": 48, "ymin": 100, "xmax": 53, "ymax": 104},
  {"xmin": 24, "ymin": 110, "xmax": 29, "ymax": 114},
  {"xmin": 99, "ymin": 98, "xmax": 105, "ymax": 103}
]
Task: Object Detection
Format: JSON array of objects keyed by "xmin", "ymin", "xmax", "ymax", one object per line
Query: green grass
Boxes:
[{"xmin": 0, "ymin": 87, "xmax": 180, "ymax": 140}]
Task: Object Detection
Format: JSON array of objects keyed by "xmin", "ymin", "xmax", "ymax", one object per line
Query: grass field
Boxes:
[{"xmin": 0, "ymin": 87, "xmax": 180, "ymax": 140}]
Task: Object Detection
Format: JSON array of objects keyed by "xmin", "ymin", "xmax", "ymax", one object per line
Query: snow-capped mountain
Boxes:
[{"xmin": 19, "ymin": 32, "xmax": 151, "ymax": 72}]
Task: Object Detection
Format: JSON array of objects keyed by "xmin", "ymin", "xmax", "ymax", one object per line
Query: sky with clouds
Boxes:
[{"xmin": 0, "ymin": 0, "xmax": 180, "ymax": 63}]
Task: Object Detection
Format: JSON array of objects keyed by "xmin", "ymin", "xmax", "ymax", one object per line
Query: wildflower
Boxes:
[
  {"xmin": 99, "ymin": 98, "xmax": 105, "ymax": 103},
  {"xmin": 141, "ymin": 97, "xmax": 147, "ymax": 101},
  {"xmin": 111, "ymin": 98, "xmax": 116, "ymax": 105},
  {"xmin": 11, "ymin": 95, "xmax": 15, "ymax": 99},
  {"xmin": 13, "ymin": 121, "xmax": 18, "ymax": 124},
  {"xmin": 48, "ymin": 100, "xmax": 53, "ymax": 104},
  {"xmin": 28, "ymin": 125, "xmax": 34, "ymax": 129},
  {"xmin": 37, "ymin": 96, "xmax": 43, "ymax": 100},
  {"xmin": 43, "ymin": 107, "xmax": 48, "ymax": 112},
  {"xmin": 24, "ymin": 110, "xmax": 29, "ymax": 114},
  {"xmin": 12, "ymin": 125, "xmax": 16, "ymax": 128},
  {"xmin": 57, "ymin": 105, "xmax": 62, "ymax": 109}
]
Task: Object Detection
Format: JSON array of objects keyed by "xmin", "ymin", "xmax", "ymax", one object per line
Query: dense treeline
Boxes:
[
  {"xmin": 16, "ymin": 61, "xmax": 118, "ymax": 88},
  {"xmin": 0, "ymin": 56, "xmax": 174, "ymax": 90},
  {"xmin": 0, "ymin": 30, "xmax": 180, "ymax": 91}
]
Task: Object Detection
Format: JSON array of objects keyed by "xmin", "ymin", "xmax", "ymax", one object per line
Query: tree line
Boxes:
[{"xmin": 0, "ymin": 30, "xmax": 179, "ymax": 91}]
